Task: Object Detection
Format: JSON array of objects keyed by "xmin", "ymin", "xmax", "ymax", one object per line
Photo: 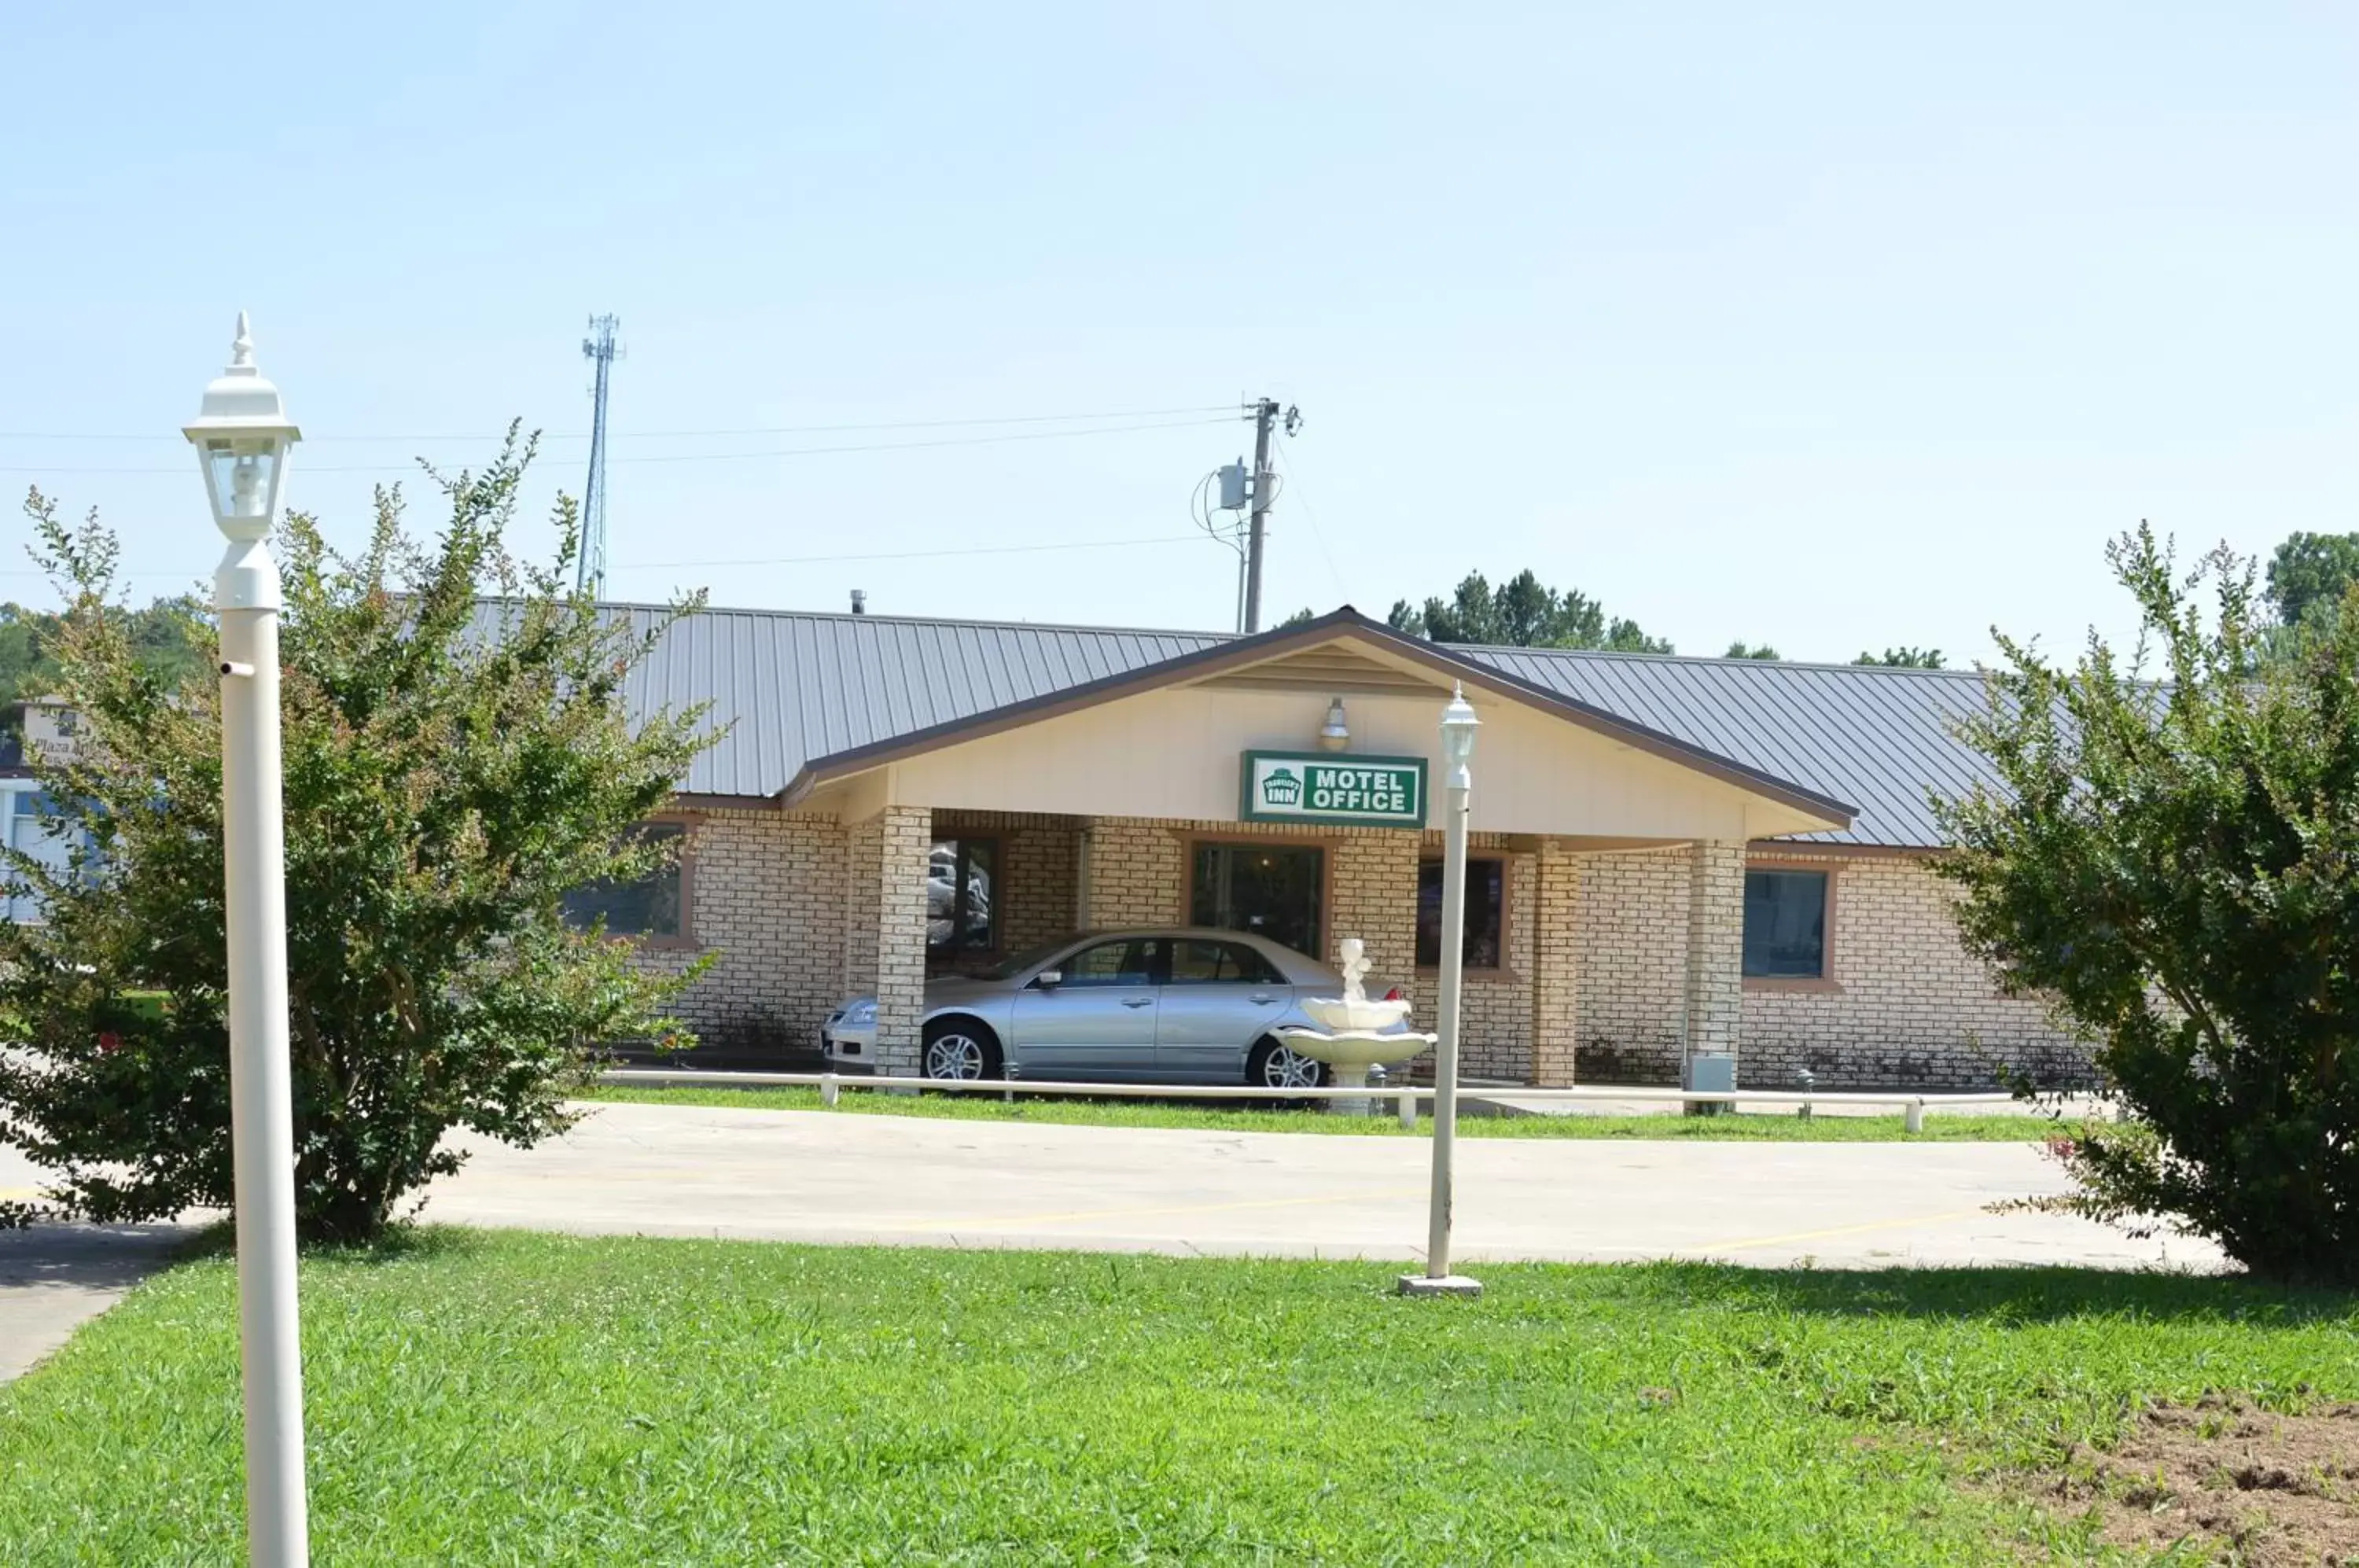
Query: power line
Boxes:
[
  {"xmin": 0, "ymin": 404, "xmax": 1244, "ymax": 445},
  {"xmin": 1272, "ymin": 435, "xmax": 1349, "ymax": 602},
  {"xmin": 0, "ymin": 415, "xmax": 1239, "ymax": 477},
  {"xmin": 0, "ymin": 532, "xmax": 1213, "ymax": 581},
  {"xmin": 612, "ymin": 535, "xmax": 1205, "ymax": 572}
]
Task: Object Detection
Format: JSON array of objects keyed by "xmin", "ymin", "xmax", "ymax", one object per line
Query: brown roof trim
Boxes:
[
  {"xmin": 668, "ymin": 792, "xmax": 789, "ymax": 812},
  {"xmin": 780, "ymin": 607, "xmax": 1857, "ymax": 826},
  {"xmin": 1749, "ymin": 837, "xmax": 1945, "ymax": 860}
]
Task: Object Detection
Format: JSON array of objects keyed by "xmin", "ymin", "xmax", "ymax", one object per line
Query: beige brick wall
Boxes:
[
  {"xmin": 641, "ymin": 805, "xmax": 2086, "ymax": 1093},
  {"xmin": 1575, "ymin": 845, "xmax": 2089, "ymax": 1090},
  {"xmin": 1408, "ymin": 832, "xmax": 1537, "ymax": 1083},
  {"xmin": 1077, "ymin": 817, "xmax": 1421, "ymax": 981},
  {"xmin": 1078, "ymin": 819, "xmax": 1187, "ymax": 931},
  {"xmin": 1529, "ymin": 839, "xmax": 1580, "ymax": 1087},
  {"xmin": 1739, "ymin": 850, "xmax": 2087, "ymax": 1089},
  {"xmin": 1329, "ymin": 833, "xmax": 1419, "ymax": 997},
  {"xmin": 631, "ymin": 808, "xmax": 846, "ymax": 1056},
  {"xmin": 932, "ymin": 811, "xmax": 1082, "ymax": 966},
  {"xmin": 1685, "ymin": 839, "xmax": 1746, "ymax": 1057},
  {"xmin": 1572, "ymin": 847, "xmax": 1689, "ymax": 1081},
  {"xmin": 841, "ymin": 814, "xmax": 881, "ymax": 1001}
]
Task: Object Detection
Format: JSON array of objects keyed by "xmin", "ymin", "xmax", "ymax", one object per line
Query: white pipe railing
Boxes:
[{"xmin": 596, "ymin": 1068, "xmax": 2029, "ymax": 1132}]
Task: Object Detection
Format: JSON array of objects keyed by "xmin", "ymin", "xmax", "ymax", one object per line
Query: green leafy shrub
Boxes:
[
  {"xmin": 1936, "ymin": 525, "xmax": 2358, "ymax": 1283},
  {"xmin": 0, "ymin": 436, "xmax": 714, "ymax": 1242}
]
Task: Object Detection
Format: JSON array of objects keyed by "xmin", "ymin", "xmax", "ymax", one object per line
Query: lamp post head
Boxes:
[
  {"xmin": 1440, "ymin": 681, "xmax": 1479, "ymax": 786},
  {"xmin": 182, "ymin": 312, "xmax": 301, "ymax": 542}
]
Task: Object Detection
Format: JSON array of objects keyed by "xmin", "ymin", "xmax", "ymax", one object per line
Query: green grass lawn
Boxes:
[
  {"xmin": 3, "ymin": 1231, "xmax": 2350, "ymax": 1564},
  {"xmin": 588, "ymin": 1080, "xmax": 2066, "ymax": 1141}
]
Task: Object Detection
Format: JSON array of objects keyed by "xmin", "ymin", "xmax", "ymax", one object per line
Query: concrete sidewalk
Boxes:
[
  {"xmin": 0, "ymin": 1222, "xmax": 193, "ymax": 1382},
  {"xmin": 0, "ymin": 1143, "xmax": 199, "ymax": 1382},
  {"xmin": 425, "ymin": 1100, "xmax": 2221, "ymax": 1272}
]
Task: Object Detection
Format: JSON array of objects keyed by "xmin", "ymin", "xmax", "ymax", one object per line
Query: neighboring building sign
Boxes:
[{"xmin": 1239, "ymin": 751, "xmax": 1427, "ymax": 827}]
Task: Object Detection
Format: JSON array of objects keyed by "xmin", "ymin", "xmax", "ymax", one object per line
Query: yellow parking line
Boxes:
[
  {"xmin": 901, "ymin": 1185, "xmax": 1426, "ymax": 1234},
  {"xmin": 1697, "ymin": 1207, "xmax": 1990, "ymax": 1253}
]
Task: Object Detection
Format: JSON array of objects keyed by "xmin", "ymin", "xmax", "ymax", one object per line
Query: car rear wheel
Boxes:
[
  {"xmin": 1246, "ymin": 1036, "xmax": 1330, "ymax": 1092},
  {"xmin": 922, "ymin": 1018, "xmax": 1004, "ymax": 1082}
]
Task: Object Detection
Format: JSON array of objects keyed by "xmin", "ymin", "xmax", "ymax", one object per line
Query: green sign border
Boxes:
[{"xmin": 1238, "ymin": 750, "xmax": 1429, "ymax": 828}]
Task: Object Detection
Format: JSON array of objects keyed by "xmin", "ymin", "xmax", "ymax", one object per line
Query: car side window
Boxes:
[
  {"xmin": 1167, "ymin": 939, "xmax": 1235, "ymax": 985},
  {"xmin": 1060, "ymin": 939, "xmax": 1156, "ymax": 988},
  {"xmin": 1168, "ymin": 940, "xmax": 1286, "ymax": 985},
  {"xmin": 1224, "ymin": 944, "xmax": 1287, "ymax": 986}
]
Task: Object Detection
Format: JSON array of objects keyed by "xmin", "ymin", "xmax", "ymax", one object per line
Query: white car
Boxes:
[{"xmin": 823, "ymin": 928, "xmax": 1406, "ymax": 1088}]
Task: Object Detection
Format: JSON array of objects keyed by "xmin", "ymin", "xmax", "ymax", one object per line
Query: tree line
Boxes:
[
  {"xmin": 1338, "ymin": 531, "xmax": 2359, "ymax": 670},
  {"xmin": 0, "ymin": 591, "xmax": 215, "ymax": 724}
]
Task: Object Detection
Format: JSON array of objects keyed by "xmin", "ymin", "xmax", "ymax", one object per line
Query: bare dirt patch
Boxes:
[{"xmin": 2037, "ymin": 1397, "xmax": 2359, "ymax": 1565}]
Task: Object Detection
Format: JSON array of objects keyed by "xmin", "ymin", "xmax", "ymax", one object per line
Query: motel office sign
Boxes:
[{"xmin": 1238, "ymin": 751, "xmax": 1429, "ymax": 828}]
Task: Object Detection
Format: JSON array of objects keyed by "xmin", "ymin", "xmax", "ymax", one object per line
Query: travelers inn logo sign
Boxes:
[{"xmin": 1240, "ymin": 752, "xmax": 1427, "ymax": 827}]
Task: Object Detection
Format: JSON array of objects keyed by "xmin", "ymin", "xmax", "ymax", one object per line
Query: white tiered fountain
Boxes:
[{"xmin": 1279, "ymin": 938, "xmax": 1436, "ymax": 1116}]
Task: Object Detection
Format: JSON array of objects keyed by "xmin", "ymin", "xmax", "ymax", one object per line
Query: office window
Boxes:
[
  {"xmin": 1415, "ymin": 857, "xmax": 1504, "ymax": 969},
  {"xmin": 1743, "ymin": 868, "xmax": 1828, "ymax": 979},
  {"xmin": 927, "ymin": 837, "xmax": 999, "ymax": 956},
  {"xmin": 1190, "ymin": 842, "xmax": 1324, "ymax": 959},
  {"xmin": 563, "ymin": 821, "xmax": 687, "ymax": 940}
]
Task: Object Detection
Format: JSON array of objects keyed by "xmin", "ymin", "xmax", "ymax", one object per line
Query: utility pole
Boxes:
[{"xmin": 1242, "ymin": 396, "xmax": 1279, "ymax": 633}]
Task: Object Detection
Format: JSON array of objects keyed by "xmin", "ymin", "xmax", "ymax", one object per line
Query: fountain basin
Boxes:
[
  {"xmin": 1297, "ymin": 995, "xmax": 1414, "ymax": 1033},
  {"xmin": 1276, "ymin": 1026, "xmax": 1434, "ymax": 1072}
]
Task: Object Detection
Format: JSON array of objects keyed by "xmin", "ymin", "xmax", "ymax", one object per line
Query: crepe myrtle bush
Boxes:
[
  {"xmin": 0, "ymin": 433, "xmax": 714, "ymax": 1244},
  {"xmin": 1935, "ymin": 525, "xmax": 2357, "ymax": 1284}
]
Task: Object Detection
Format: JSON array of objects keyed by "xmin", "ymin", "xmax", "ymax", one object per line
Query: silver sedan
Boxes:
[{"xmin": 823, "ymin": 928, "xmax": 1399, "ymax": 1088}]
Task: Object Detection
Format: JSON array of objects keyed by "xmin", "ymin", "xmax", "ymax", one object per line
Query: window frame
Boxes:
[
  {"xmin": 926, "ymin": 833, "xmax": 1003, "ymax": 961},
  {"xmin": 1740, "ymin": 858, "xmax": 1840, "ymax": 992},
  {"xmin": 1180, "ymin": 832, "xmax": 1334, "ymax": 963},
  {"xmin": 566, "ymin": 815, "xmax": 698, "ymax": 950},
  {"xmin": 1414, "ymin": 853, "xmax": 1512, "ymax": 977}
]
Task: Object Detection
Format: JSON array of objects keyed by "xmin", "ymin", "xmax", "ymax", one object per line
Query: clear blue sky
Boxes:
[{"xmin": 5, "ymin": 3, "xmax": 2353, "ymax": 664}]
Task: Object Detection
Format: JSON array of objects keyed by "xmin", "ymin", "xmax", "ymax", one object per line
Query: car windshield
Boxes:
[{"xmin": 977, "ymin": 938, "xmax": 1077, "ymax": 981}]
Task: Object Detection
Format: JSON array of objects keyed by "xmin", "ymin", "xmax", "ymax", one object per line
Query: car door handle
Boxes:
[
  {"xmin": 1121, "ymin": 997, "xmax": 1153, "ymax": 1008},
  {"xmin": 1249, "ymin": 995, "xmax": 1279, "ymax": 1005}
]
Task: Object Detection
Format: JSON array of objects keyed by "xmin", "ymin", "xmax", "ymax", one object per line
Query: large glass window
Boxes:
[
  {"xmin": 1743, "ymin": 868, "xmax": 1828, "ymax": 979},
  {"xmin": 927, "ymin": 837, "xmax": 999, "ymax": 956},
  {"xmin": 1415, "ymin": 857, "xmax": 1504, "ymax": 969},
  {"xmin": 1189, "ymin": 842, "xmax": 1323, "ymax": 959},
  {"xmin": 563, "ymin": 821, "xmax": 686, "ymax": 940}
]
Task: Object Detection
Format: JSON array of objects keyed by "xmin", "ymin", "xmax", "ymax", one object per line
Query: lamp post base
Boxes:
[{"xmin": 1396, "ymin": 1272, "xmax": 1484, "ymax": 1299}]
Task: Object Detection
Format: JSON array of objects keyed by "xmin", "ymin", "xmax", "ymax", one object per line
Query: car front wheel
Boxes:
[
  {"xmin": 922, "ymin": 1019, "xmax": 1004, "ymax": 1082},
  {"xmin": 1246, "ymin": 1037, "xmax": 1330, "ymax": 1091}
]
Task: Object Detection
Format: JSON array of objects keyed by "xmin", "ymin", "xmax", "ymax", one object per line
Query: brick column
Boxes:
[
  {"xmin": 1076, "ymin": 819, "xmax": 1184, "ymax": 929},
  {"xmin": 1327, "ymin": 833, "xmax": 1418, "ymax": 985},
  {"xmin": 870, "ymin": 804, "xmax": 933, "ymax": 1077},
  {"xmin": 841, "ymin": 815, "xmax": 882, "ymax": 1002},
  {"xmin": 1684, "ymin": 838, "xmax": 1746, "ymax": 1076},
  {"xmin": 1529, "ymin": 838, "xmax": 1581, "ymax": 1086}
]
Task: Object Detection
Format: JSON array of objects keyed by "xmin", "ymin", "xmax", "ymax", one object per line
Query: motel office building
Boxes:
[{"xmin": 580, "ymin": 605, "xmax": 2089, "ymax": 1091}]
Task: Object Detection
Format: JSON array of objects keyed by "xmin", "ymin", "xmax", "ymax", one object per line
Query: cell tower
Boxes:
[{"xmin": 576, "ymin": 314, "xmax": 620, "ymax": 597}]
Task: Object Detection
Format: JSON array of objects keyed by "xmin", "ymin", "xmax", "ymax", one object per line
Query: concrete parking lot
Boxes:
[{"xmin": 424, "ymin": 1100, "xmax": 2221, "ymax": 1272}]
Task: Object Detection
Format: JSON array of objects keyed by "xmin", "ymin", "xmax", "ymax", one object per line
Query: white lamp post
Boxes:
[
  {"xmin": 183, "ymin": 314, "xmax": 311, "ymax": 1568},
  {"xmin": 1400, "ymin": 683, "xmax": 1482, "ymax": 1298}
]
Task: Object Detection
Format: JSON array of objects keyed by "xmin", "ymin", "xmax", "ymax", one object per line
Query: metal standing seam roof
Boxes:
[{"xmin": 591, "ymin": 600, "xmax": 2000, "ymax": 848}]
